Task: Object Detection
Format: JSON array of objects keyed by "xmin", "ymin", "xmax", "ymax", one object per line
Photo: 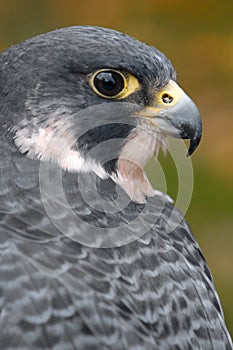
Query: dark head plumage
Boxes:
[{"xmin": 0, "ymin": 26, "xmax": 201, "ymax": 202}]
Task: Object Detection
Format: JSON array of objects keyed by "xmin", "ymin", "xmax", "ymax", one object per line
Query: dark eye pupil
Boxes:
[{"xmin": 94, "ymin": 71, "xmax": 124, "ymax": 97}]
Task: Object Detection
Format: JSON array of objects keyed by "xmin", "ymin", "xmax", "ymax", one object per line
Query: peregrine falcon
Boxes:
[{"xmin": 0, "ymin": 26, "xmax": 232, "ymax": 350}]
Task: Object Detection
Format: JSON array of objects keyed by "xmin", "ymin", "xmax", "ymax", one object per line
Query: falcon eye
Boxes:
[
  {"xmin": 89, "ymin": 69, "xmax": 140, "ymax": 99},
  {"xmin": 93, "ymin": 71, "xmax": 125, "ymax": 97}
]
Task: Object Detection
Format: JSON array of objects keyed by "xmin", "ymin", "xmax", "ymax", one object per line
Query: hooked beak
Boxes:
[{"xmin": 140, "ymin": 80, "xmax": 202, "ymax": 156}]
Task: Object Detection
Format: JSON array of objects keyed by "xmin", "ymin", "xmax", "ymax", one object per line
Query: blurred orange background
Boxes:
[{"xmin": 0, "ymin": 0, "xmax": 232, "ymax": 337}]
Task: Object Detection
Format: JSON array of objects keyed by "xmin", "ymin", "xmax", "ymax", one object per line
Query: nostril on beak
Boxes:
[{"xmin": 162, "ymin": 93, "xmax": 173, "ymax": 104}]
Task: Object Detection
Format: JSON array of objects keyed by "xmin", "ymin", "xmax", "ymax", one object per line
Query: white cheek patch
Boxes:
[
  {"xmin": 14, "ymin": 118, "xmax": 168, "ymax": 204},
  {"xmin": 13, "ymin": 118, "xmax": 107, "ymax": 179}
]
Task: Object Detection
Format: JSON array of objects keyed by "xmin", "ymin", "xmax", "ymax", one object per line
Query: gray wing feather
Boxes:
[{"xmin": 0, "ymin": 149, "xmax": 232, "ymax": 350}]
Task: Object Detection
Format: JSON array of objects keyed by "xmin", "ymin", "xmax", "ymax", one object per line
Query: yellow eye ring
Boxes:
[{"xmin": 89, "ymin": 69, "xmax": 140, "ymax": 99}]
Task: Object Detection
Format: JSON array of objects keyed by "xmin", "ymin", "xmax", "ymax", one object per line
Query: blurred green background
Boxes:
[{"xmin": 0, "ymin": 0, "xmax": 232, "ymax": 337}]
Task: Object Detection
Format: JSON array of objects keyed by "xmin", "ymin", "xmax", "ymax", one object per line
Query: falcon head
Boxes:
[{"xmin": 0, "ymin": 26, "xmax": 202, "ymax": 203}]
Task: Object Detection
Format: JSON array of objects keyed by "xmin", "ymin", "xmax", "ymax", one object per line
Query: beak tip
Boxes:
[{"xmin": 186, "ymin": 132, "xmax": 202, "ymax": 157}]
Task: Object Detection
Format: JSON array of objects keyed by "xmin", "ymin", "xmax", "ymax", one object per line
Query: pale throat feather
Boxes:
[{"xmin": 113, "ymin": 126, "xmax": 167, "ymax": 203}]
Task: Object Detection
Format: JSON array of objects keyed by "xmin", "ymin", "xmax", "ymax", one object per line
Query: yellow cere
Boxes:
[
  {"xmin": 131, "ymin": 80, "xmax": 187, "ymax": 127},
  {"xmin": 151, "ymin": 80, "xmax": 185, "ymax": 112}
]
